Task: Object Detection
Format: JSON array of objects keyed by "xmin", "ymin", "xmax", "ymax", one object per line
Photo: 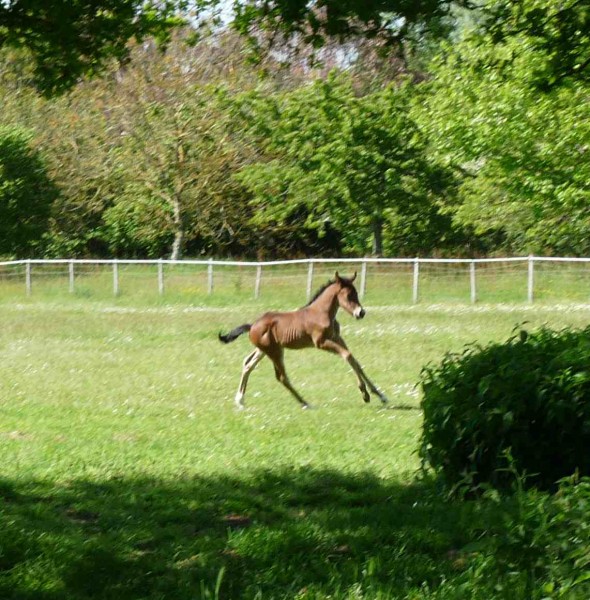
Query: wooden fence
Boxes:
[{"xmin": 1, "ymin": 256, "xmax": 590, "ymax": 303}]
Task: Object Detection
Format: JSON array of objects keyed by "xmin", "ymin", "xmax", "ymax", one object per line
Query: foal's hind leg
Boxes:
[
  {"xmin": 267, "ymin": 348, "xmax": 309, "ymax": 409},
  {"xmin": 235, "ymin": 349, "xmax": 264, "ymax": 409}
]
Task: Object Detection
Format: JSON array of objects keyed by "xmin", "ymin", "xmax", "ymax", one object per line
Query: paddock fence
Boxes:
[{"xmin": 1, "ymin": 257, "xmax": 590, "ymax": 304}]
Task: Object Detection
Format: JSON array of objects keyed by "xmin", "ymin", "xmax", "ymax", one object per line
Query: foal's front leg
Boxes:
[
  {"xmin": 318, "ymin": 337, "xmax": 389, "ymax": 404},
  {"xmin": 340, "ymin": 337, "xmax": 389, "ymax": 404}
]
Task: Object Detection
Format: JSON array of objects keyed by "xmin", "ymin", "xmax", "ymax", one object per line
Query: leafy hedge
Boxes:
[{"xmin": 419, "ymin": 326, "xmax": 590, "ymax": 492}]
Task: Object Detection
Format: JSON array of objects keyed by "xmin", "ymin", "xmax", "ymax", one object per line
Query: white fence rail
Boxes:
[{"xmin": 1, "ymin": 256, "xmax": 590, "ymax": 304}]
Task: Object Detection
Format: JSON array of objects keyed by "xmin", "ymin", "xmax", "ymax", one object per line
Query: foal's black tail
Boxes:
[{"xmin": 218, "ymin": 323, "xmax": 251, "ymax": 344}]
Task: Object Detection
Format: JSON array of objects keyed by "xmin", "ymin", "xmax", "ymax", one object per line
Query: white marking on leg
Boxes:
[
  {"xmin": 235, "ymin": 392, "xmax": 245, "ymax": 410},
  {"xmin": 235, "ymin": 350, "xmax": 264, "ymax": 409}
]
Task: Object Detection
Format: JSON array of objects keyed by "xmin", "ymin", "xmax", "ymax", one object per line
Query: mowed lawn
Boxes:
[{"xmin": 1, "ymin": 296, "xmax": 590, "ymax": 599}]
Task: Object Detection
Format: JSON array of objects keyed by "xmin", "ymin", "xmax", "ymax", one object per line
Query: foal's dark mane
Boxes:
[
  {"xmin": 303, "ymin": 277, "xmax": 354, "ymax": 308},
  {"xmin": 303, "ymin": 280, "xmax": 334, "ymax": 307}
]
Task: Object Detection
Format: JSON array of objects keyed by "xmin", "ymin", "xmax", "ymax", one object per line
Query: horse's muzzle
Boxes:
[{"xmin": 354, "ymin": 307, "xmax": 366, "ymax": 319}]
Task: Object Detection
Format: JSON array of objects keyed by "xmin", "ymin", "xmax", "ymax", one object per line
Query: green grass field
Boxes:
[{"xmin": 1, "ymin": 290, "xmax": 590, "ymax": 599}]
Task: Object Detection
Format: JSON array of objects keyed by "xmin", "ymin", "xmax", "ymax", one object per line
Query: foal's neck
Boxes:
[{"xmin": 310, "ymin": 282, "xmax": 340, "ymax": 319}]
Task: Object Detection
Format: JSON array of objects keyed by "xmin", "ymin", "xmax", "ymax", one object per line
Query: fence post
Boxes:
[
  {"xmin": 306, "ymin": 260, "xmax": 314, "ymax": 301},
  {"xmin": 527, "ymin": 255, "xmax": 534, "ymax": 303},
  {"xmin": 254, "ymin": 264, "xmax": 262, "ymax": 299},
  {"xmin": 113, "ymin": 260, "xmax": 119, "ymax": 296},
  {"xmin": 412, "ymin": 257, "xmax": 420, "ymax": 304},
  {"xmin": 470, "ymin": 261, "xmax": 477, "ymax": 304},
  {"xmin": 158, "ymin": 259, "xmax": 164, "ymax": 296},
  {"xmin": 69, "ymin": 260, "xmax": 75, "ymax": 294},
  {"xmin": 207, "ymin": 259, "xmax": 214, "ymax": 295},
  {"xmin": 359, "ymin": 259, "xmax": 367, "ymax": 299},
  {"xmin": 25, "ymin": 259, "xmax": 32, "ymax": 296}
]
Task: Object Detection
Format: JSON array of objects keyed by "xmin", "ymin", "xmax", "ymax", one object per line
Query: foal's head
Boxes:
[{"xmin": 334, "ymin": 272, "xmax": 365, "ymax": 319}]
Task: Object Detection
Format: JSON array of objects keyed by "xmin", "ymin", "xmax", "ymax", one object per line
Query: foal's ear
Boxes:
[
  {"xmin": 350, "ymin": 271, "xmax": 357, "ymax": 282},
  {"xmin": 334, "ymin": 271, "xmax": 341, "ymax": 282}
]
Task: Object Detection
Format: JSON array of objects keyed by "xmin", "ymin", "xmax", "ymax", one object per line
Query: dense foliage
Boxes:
[
  {"xmin": 483, "ymin": 0, "xmax": 590, "ymax": 89},
  {"xmin": 417, "ymin": 26, "xmax": 590, "ymax": 255},
  {"xmin": 231, "ymin": 75, "xmax": 461, "ymax": 256},
  {"xmin": 419, "ymin": 326, "xmax": 590, "ymax": 492},
  {"xmin": 0, "ymin": 0, "xmax": 183, "ymax": 95},
  {"xmin": 231, "ymin": 0, "xmax": 590, "ymax": 89},
  {"xmin": 0, "ymin": 1, "xmax": 589, "ymax": 259},
  {"xmin": 3, "ymin": 1, "xmax": 589, "ymax": 92},
  {"xmin": 0, "ymin": 126, "xmax": 57, "ymax": 255}
]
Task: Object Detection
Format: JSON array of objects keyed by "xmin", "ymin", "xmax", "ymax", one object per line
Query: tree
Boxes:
[
  {"xmin": 1, "ymin": 29, "xmax": 344, "ymax": 259},
  {"xmin": 0, "ymin": 126, "xmax": 58, "ymax": 256},
  {"xmin": 106, "ymin": 93, "xmax": 246, "ymax": 260},
  {"xmin": 482, "ymin": 0, "xmax": 590, "ymax": 89},
  {"xmin": 231, "ymin": 0, "xmax": 470, "ymax": 60},
  {"xmin": 0, "ymin": 31, "xmax": 272, "ymax": 259},
  {"xmin": 0, "ymin": 0, "xmax": 183, "ymax": 95},
  {"xmin": 231, "ymin": 0, "xmax": 590, "ymax": 88},
  {"xmin": 233, "ymin": 74, "xmax": 453, "ymax": 256},
  {"xmin": 99, "ymin": 37, "xmax": 259, "ymax": 260},
  {"xmin": 2, "ymin": 0, "xmax": 587, "ymax": 98},
  {"xmin": 0, "ymin": 71, "xmax": 126, "ymax": 257},
  {"xmin": 415, "ymin": 28, "xmax": 590, "ymax": 254}
]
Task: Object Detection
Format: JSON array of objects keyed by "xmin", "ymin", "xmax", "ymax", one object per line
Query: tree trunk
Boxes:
[
  {"xmin": 371, "ymin": 216, "xmax": 384, "ymax": 256},
  {"xmin": 170, "ymin": 196, "xmax": 183, "ymax": 260},
  {"xmin": 170, "ymin": 228, "xmax": 184, "ymax": 261}
]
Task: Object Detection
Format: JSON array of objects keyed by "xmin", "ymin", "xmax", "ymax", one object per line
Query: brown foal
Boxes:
[{"xmin": 218, "ymin": 272, "xmax": 389, "ymax": 409}]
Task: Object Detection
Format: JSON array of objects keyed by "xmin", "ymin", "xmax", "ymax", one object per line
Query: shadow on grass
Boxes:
[{"xmin": 0, "ymin": 469, "xmax": 471, "ymax": 600}]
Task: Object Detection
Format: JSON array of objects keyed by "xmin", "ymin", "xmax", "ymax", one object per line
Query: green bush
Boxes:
[{"xmin": 419, "ymin": 326, "xmax": 590, "ymax": 492}]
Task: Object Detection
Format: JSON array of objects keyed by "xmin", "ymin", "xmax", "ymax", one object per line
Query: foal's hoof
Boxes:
[{"xmin": 301, "ymin": 403, "xmax": 313, "ymax": 410}]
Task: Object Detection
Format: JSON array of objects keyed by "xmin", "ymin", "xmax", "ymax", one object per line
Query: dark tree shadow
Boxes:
[{"xmin": 0, "ymin": 469, "xmax": 471, "ymax": 599}]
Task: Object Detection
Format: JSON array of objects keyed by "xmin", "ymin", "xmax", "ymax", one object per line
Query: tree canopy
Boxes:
[
  {"xmin": 2, "ymin": 1, "xmax": 589, "ymax": 95},
  {"xmin": 0, "ymin": 0, "xmax": 182, "ymax": 95},
  {"xmin": 414, "ymin": 16, "xmax": 590, "ymax": 254},
  {"xmin": 482, "ymin": 0, "xmax": 590, "ymax": 89},
  {"xmin": 232, "ymin": 74, "xmax": 457, "ymax": 256}
]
